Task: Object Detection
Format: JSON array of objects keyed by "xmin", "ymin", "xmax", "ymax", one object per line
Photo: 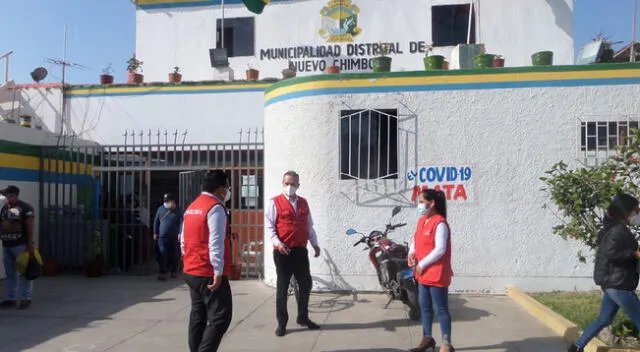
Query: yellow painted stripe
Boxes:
[
  {"xmin": 264, "ymin": 69, "xmax": 640, "ymax": 102},
  {"xmin": 0, "ymin": 153, "xmax": 40, "ymax": 171},
  {"xmin": 67, "ymin": 83, "xmax": 271, "ymax": 96},
  {"xmin": 0, "ymin": 153, "xmax": 92, "ymax": 175},
  {"xmin": 507, "ymin": 287, "xmax": 607, "ymax": 352}
]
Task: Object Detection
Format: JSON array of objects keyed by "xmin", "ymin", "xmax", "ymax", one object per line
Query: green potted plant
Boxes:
[
  {"xmin": 281, "ymin": 60, "xmax": 297, "ymax": 79},
  {"xmin": 423, "ymin": 45, "xmax": 445, "ymax": 70},
  {"xmin": 100, "ymin": 64, "xmax": 114, "ymax": 85},
  {"xmin": 493, "ymin": 55, "xmax": 505, "ymax": 67},
  {"xmin": 531, "ymin": 51, "xmax": 553, "ymax": 66},
  {"xmin": 84, "ymin": 230, "xmax": 103, "ymax": 278},
  {"xmin": 168, "ymin": 66, "xmax": 182, "ymax": 83},
  {"xmin": 474, "ymin": 47, "xmax": 495, "ymax": 68},
  {"xmin": 126, "ymin": 53, "xmax": 144, "ymax": 84},
  {"xmin": 246, "ymin": 64, "xmax": 259, "ymax": 81},
  {"xmin": 372, "ymin": 42, "xmax": 392, "ymax": 73}
]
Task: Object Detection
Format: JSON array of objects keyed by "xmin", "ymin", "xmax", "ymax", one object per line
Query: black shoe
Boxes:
[
  {"xmin": 296, "ymin": 318, "xmax": 320, "ymax": 330},
  {"xmin": 567, "ymin": 343, "xmax": 583, "ymax": 352},
  {"xmin": 18, "ymin": 300, "xmax": 31, "ymax": 310},
  {"xmin": 275, "ymin": 326, "xmax": 286, "ymax": 337},
  {"xmin": 0, "ymin": 300, "xmax": 16, "ymax": 308}
]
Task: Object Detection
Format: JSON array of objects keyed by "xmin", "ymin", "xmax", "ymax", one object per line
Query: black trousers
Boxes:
[
  {"xmin": 184, "ymin": 274, "xmax": 233, "ymax": 352},
  {"xmin": 274, "ymin": 247, "xmax": 312, "ymax": 327}
]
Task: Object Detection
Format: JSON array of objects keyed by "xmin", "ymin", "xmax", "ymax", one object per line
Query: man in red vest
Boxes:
[
  {"xmin": 265, "ymin": 170, "xmax": 321, "ymax": 337},
  {"xmin": 180, "ymin": 170, "xmax": 233, "ymax": 352}
]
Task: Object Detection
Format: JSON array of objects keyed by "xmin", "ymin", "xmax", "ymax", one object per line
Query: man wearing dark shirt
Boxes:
[
  {"xmin": 0, "ymin": 185, "xmax": 35, "ymax": 309},
  {"xmin": 153, "ymin": 193, "xmax": 183, "ymax": 280}
]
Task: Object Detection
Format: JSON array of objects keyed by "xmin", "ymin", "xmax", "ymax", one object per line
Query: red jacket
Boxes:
[
  {"xmin": 273, "ymin": 194, "xmax": 310, "ymax": 248},
  {"xmin": 413, "ymin": 214, "xmax": 453, "ymax": 287},
  {"xmin": 182, "ymin": 194, "xmax": 232, "ymax": 277}
]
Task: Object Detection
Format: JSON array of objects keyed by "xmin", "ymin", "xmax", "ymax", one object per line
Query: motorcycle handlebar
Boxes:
[{"xmin": 387, "ymin": 223, "xmax": 407, "ymax": 230}]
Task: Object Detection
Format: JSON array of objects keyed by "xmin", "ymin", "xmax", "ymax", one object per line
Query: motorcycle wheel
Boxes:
[{"xmin": 406, "ymin": 284, "xmax": 421, "ymax": 321}]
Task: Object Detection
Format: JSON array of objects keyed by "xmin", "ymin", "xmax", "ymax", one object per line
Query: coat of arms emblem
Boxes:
[{"xmin": 319, "ymin": 0, "xmax": 362, "ymax": 43}]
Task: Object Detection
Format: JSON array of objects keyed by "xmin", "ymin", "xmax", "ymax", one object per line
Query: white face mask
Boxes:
[
  {"xmin": 630, "ymin": 213, "xmax": 640, "ymax": 226},
  {"xmin": 283, "ymin": 185, "xmax": 297, "ymax": 197},
  {"xmin": 163, "ymin": 202, "xmax": 173, "ymax": 209},
  {"xmin": 224, "ymin": 188, "xmax": 231, "ymax": 203},
  {"xmin": 417, "ymin": 203, "xmax": 429, "ymax": 216}
]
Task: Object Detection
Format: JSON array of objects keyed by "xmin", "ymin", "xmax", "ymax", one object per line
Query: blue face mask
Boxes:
[{"xmin": 417, "ymin": 203, "xmax": 429, "ymax": 216}]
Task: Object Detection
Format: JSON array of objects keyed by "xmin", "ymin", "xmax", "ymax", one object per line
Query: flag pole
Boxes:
[
  {"xmin": 632, "ymin": 0, "xmax": 638, "ymax": 62},
  {"xmin": 467, "ymin": 0, "xmax": 474, "ymax": 44},
  {"xmin": 221, "ymin": 0, "xmax": 225, "ymax": 49}
]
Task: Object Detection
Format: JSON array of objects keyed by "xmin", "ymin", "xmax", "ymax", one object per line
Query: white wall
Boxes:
[
  {"xmin": 66, "ymin": 90, "xmax": 265, "ymax": 144},
  {"xmin": 136, "ymin": 0, "xmax": 574, "ymax": 81},
  {"xmin": 263, "ymin": 79, "xmax": 640, "ymax": 293}
]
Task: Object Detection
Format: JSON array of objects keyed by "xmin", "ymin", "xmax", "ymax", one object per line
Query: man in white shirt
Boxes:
[{"xmin": 265, "ymin": 171, "xmax": 321, "ymax": 337}]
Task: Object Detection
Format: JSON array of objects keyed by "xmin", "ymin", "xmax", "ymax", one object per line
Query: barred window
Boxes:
[
  {"xmin": 339, "ymin": 109, "xmax": 398, "ymax": 180},
  {"xmin": 580, "ymin": 120, "xmax": 639, "ymax": 151}
]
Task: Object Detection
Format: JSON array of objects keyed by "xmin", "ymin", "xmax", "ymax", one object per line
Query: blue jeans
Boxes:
[
  {"xmin": 418, "ymin": 284, "xmax": 452, "ymax": 344},
  {"xmin": 3, "ymin": 244, "xmax": 33, "ymax": 301},
  {"xmin": 157, "ymin": 237, "xmax": 179, "ymax": 274},
  {"xmin": 575, "ymin": 288, "xmax": 640, "ymax": 348}
]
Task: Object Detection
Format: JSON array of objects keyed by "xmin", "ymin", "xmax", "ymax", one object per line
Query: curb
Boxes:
[{"xmin": 506, "ymin": 286, "xmax": 611, "ymax": 352}]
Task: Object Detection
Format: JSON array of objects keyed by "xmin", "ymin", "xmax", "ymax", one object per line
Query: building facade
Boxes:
[
  {"xmin": 263, "ymin": 64, "xmax": 640, "ymax": 293},
  {"xmin": 135, "ymin": 0, "xmax": 574, "ymax": 81}
]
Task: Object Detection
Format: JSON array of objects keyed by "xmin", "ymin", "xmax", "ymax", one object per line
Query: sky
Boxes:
[{"xmin": 1, "ymin": 0, "xmax": 638, "ymax": 85}]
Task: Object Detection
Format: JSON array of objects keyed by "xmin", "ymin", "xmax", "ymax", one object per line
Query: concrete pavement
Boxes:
[{"xmin": 0, "ymin": 276, "xmax": 569, "ymax": 351}]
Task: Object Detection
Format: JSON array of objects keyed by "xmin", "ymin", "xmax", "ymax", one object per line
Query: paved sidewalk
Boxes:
[{"xmin": 0, "ymin": 276, "xmax": 568, "ymax": 352}]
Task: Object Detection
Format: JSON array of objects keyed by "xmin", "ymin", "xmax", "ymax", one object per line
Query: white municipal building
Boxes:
[{"xmin": 3, "ymin": 0, "xmax": 640, "ymax": 293}]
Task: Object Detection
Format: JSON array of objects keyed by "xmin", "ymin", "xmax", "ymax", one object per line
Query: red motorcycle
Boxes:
[{"xmin": 346, "ymin": 206, "xmax": 420, "ymax": 321}]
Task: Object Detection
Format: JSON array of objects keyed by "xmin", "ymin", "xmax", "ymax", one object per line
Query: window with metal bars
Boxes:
[
  {"xmin": 580, "ymin": 120, "xmax": 639, "ymax": 151},
  {"xmin": 339, "ymin": 109, "xmax": 398, "ymax": 180}
]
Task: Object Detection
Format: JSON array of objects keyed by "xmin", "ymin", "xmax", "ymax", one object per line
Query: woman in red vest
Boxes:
[{"xmin": 408, "ymin": 189, "xmax": 454, "ymax": 352}]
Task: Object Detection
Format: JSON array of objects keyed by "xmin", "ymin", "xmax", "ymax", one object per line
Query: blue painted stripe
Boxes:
[
  {"xmin": 137, "ymin": 0, "xmax": 290, "ymax": 10},
  {"xmin": 264, "ymin": 77, "xmax": 640, "ymax": 107},
  {"xmin": 0, "ymin": 167, "xmax": 94, "ymax": 186},
  {"xmin": 67, "ymin": 87, "xmax": 267, "ymax": 99}
]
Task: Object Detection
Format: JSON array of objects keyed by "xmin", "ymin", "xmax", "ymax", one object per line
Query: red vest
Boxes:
[
  {"xmin": 182, "ymin": 194, "xmax": 232, "ymax": 277},
  {"xmin": 273, "ymin": 194, "xmax": 310, "ymax": 248},
  {"xmin": 413, "ymin": 214, "xmax": 453, "ymax": 287}
]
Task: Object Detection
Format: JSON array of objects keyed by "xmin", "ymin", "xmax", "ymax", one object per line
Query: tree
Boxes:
[
  {"xmin": 540, "ymin": 128, "xmax": 640, "ymax": 343},
  {"xmin": 540, "ymin": 128, "xmax": 640, "ymax": 262}
]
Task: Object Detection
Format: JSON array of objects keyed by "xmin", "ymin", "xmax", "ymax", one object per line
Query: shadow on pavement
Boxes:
[
  {"xmin": 0, "ymin": 274, "xmax": 185, "ymax": 352},
  {"xmin": 308, "ymin": 293, "xmax": 491, "ymax": 323},
  {"xmin": 322, "ymin": 349, "xmax": 408, "ymax": 352},
  {"xmin": 454, "ymin": 336, "xmax": 570, "ymax": 351}
]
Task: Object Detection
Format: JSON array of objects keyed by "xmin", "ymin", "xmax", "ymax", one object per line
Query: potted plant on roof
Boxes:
[
  {"xmin": 326, "ymin": 63, "xmax": 340, "ymax": 74},
  {"xmin": 493, "ymin": 55, "xmax": 505, "ymax": 67},
  {"xmin": 100, "ymin": 64, "xmax": 114, "ymax": 85},
  {"xmin": 168, "ymin": 66, "xmax": 182, "ymax": 83},
  {"xmin": 281, "ymin": 60, "xmax": 297, "ymax": 79},
  {"xmin": 372, "ymin": 42, "xmax": 392, "ymax": 73},
  {"xmin": 246, "ymin": 64, "xmax": 259, "ymax": 81},
  {"xmin": 473, "ymin": 47, "xmax": 495, "ymax": 68},
  {"xmin": 531, "ymin": 50, "xmax": 553, "ymax": 66},
  {"xmin": 84, "ymin": 230, "xmax": 103, "ymax": 278},
  {"xmin": 423, "ymin": 44, "xmax": 445, "ymax": 70},
  {"xmin": 126, "ymin": 53, "xmax": 144, "ymax": 84}
]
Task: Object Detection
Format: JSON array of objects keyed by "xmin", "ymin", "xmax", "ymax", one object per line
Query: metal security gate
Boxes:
[{"xmin": 39, "ymin": 129, "xmax": 264, "ymax": 278}]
